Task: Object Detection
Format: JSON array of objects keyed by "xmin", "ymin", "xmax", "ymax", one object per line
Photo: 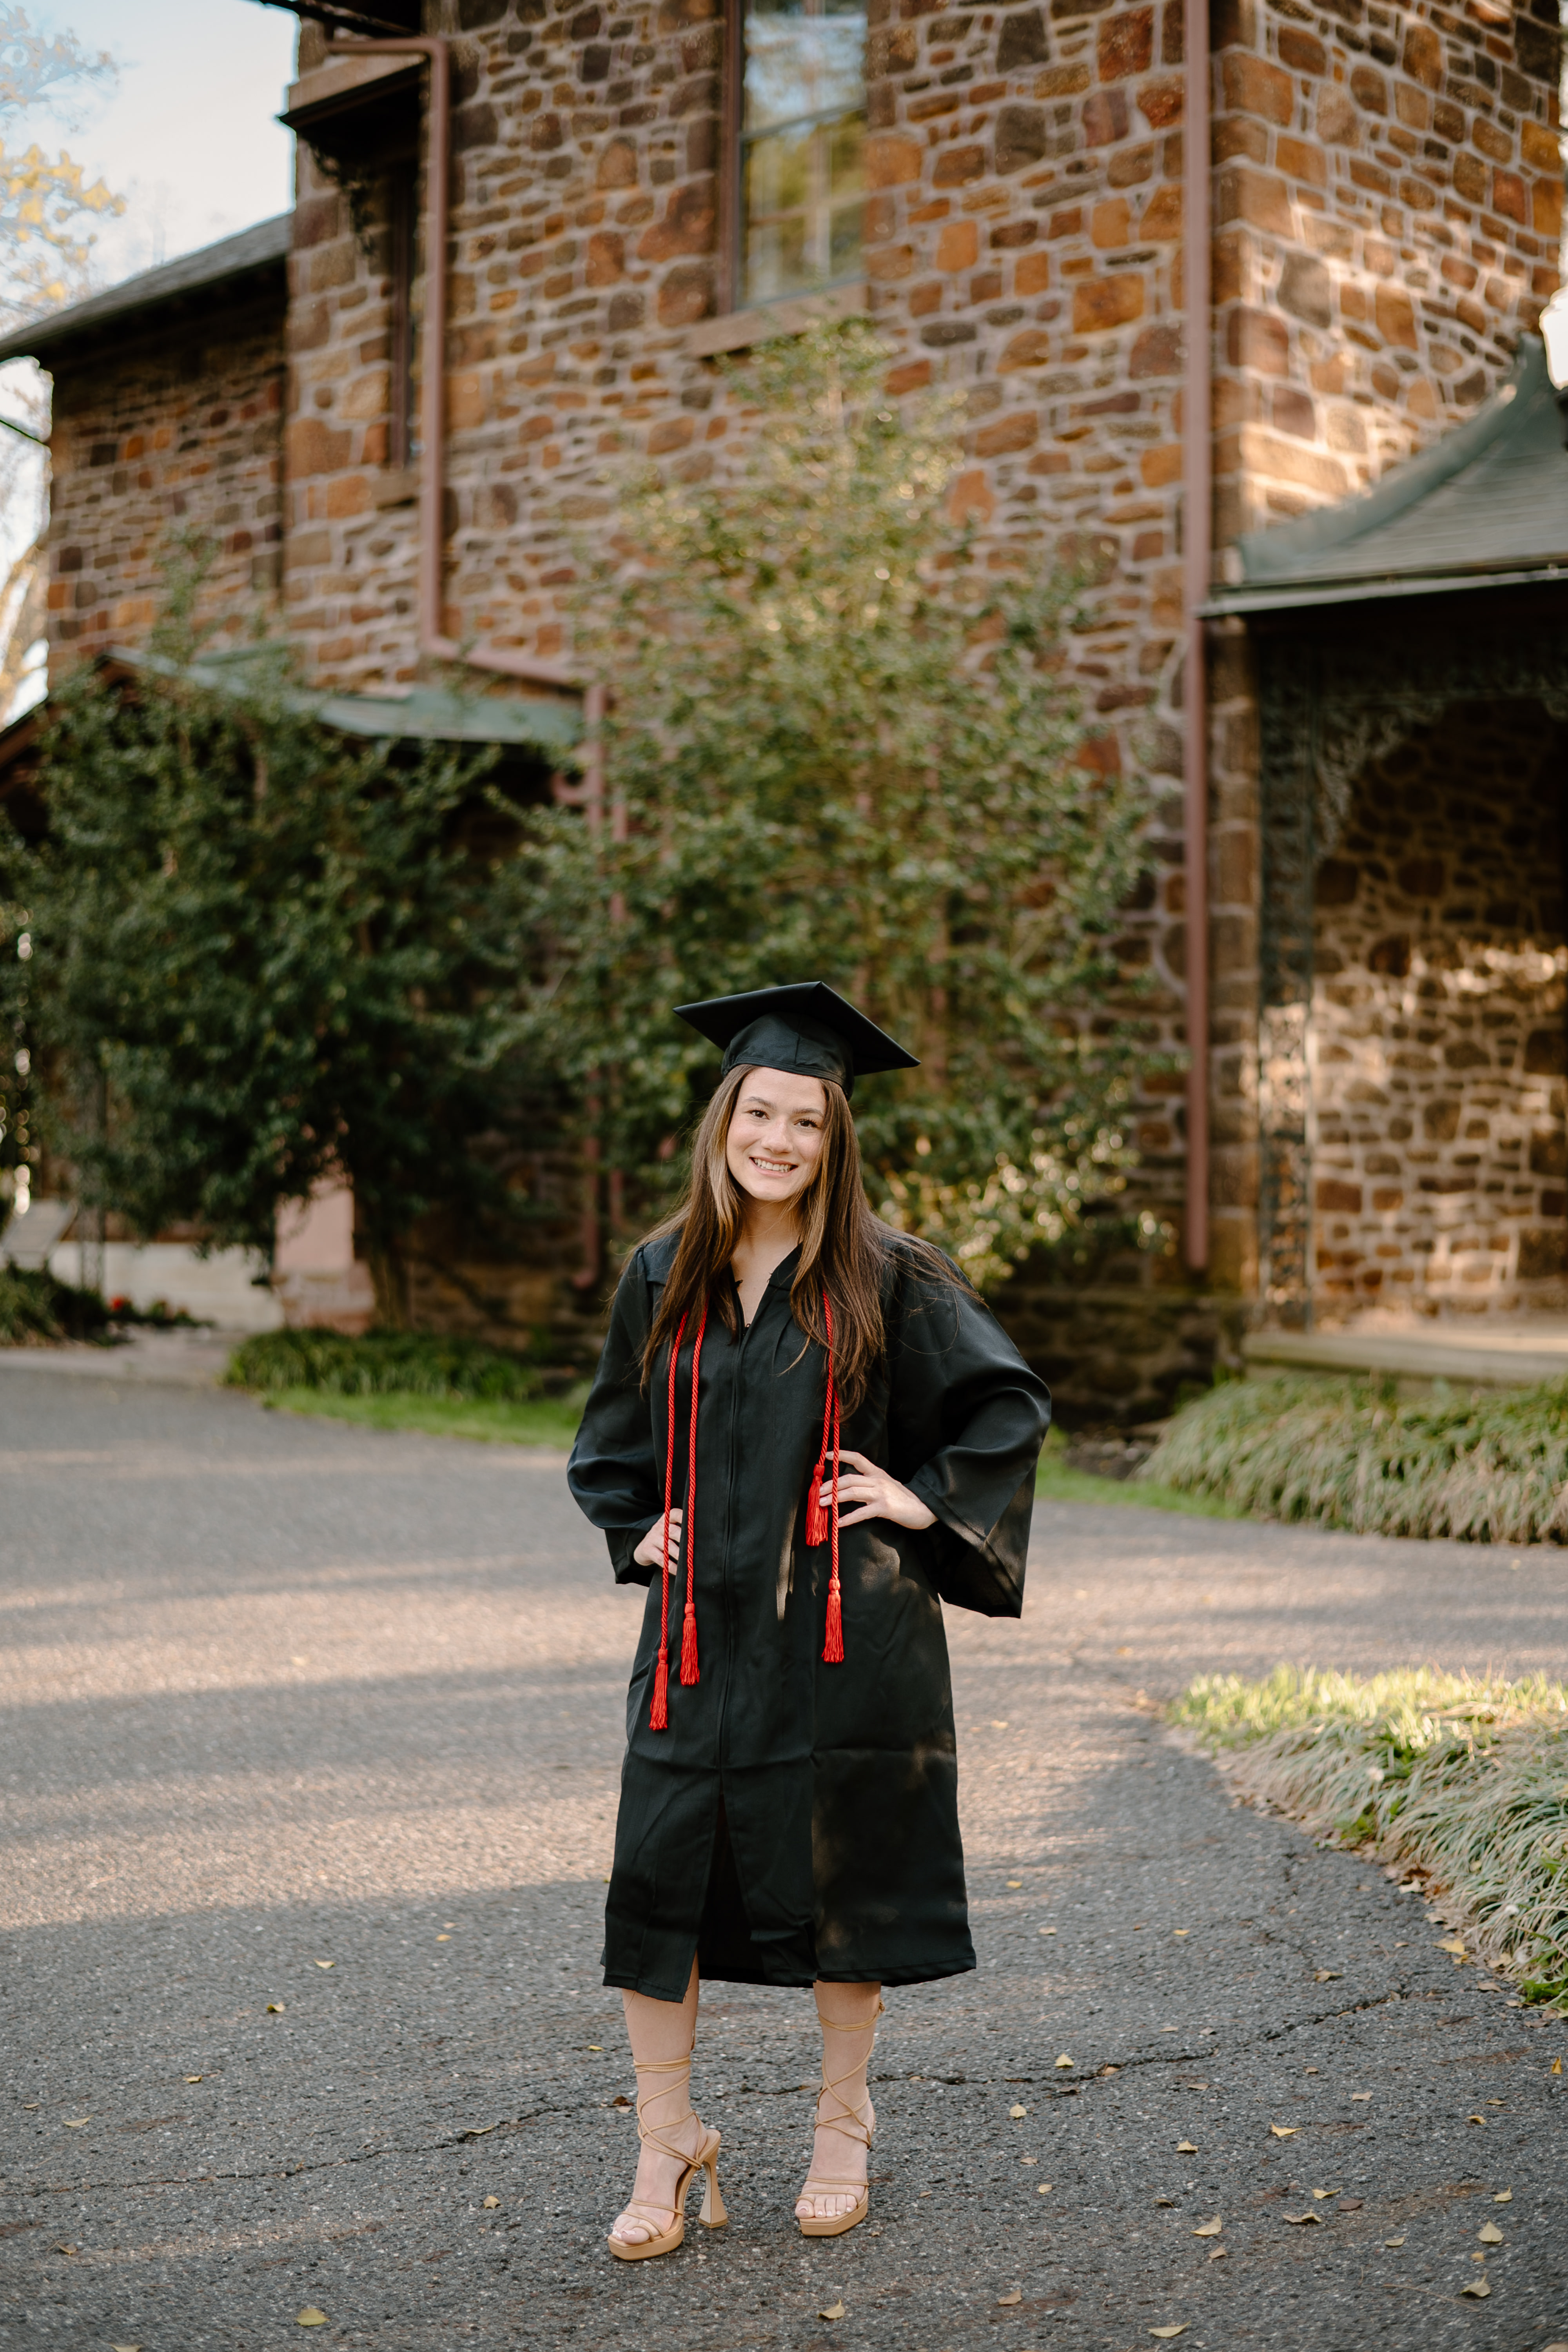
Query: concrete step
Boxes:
[{"xmin": 1243, "ymin": 1321, "xmax": 1568, "ymax": 1392}]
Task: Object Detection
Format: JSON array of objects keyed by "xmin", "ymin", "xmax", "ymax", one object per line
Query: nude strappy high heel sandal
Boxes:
[
  {"xmin": 607, "ymin": 2049, "xmax": 727, "ymax": 2262},
  {"xmin": 796, "ymin": 1998, "xmax": 884, "ymax": 2239}
]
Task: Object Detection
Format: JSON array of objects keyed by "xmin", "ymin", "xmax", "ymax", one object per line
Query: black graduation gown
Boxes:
[{"xmin": 566, "ymin": 1233, "xmax": 1051, "ymax": 2000}]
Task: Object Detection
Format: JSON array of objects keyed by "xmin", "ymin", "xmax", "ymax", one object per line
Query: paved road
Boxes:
[{"xmin": 1, "ymin": 1370, "xmax": 1564, "ymax": 2352}]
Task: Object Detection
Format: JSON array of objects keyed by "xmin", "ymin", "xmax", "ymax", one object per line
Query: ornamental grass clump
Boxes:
[
  {"xmin": 1141, "ymin": 1371, "xmax": 1568, "ymax": 1544},
  {"xmin": 1172, "ymin": 1666, "xmax": 1568, "ymax": 2009},
  {"xmin": 225, "ymin": 1327, "xmax": 546, "ymax": 1403},
  {"xmin": 0, "ymin": 1265, "xmax": 110, "ymax": 1345}
]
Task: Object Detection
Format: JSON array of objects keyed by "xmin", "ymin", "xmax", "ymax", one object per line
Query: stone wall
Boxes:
[
  {"xmin": 275, "ymin": 0, "xmax": 1559, "ymax": 1289},
  {"xmin": 1209, "ymin": 0, "xmax": 1561, "ymax": 547},
  {"xmin": 1311, "ymin": 701, "xmax": 1568, "ymax": 1317},
  {"xmin": 31, "ymin": 0, "xmax": 1564, "ymax": 1349},
  {"xmin": 45, "ymin": 293, "xmax": 286, "ymax": 662}
]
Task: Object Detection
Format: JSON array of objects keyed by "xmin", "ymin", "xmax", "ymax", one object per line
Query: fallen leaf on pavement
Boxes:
[
  {"xmin": 1037, "ymin": 2183, "xmax": 1053, "ymax": 2194},
  {"xmin": 1149, "ymin": 2328, "xmax": 1187, "ymax": 2340},
  {"xmin": 482, "ymin": 2196, "xmax": 499, "ymax": 2209},
  {"xmin": 1039, "ymin": 1926, "xmax": 1057, "ymax": 1936},
  {"xmin": 315, "ymin": 1961, "xmax": 334, "ymax": 1971},
  {"xmin": 1477, "ymin": 2223, "xmax": 1503, "ymax": 2244},
  {"xmin": 1282, "ymin": 2212, "xmax": 1323, "ymax": 2226},
  {"xmin": 1054, "ymin": 2056, "xmax": 1073, "ymax": 2070},
  {"xmin": 819, "ymin": 2301, "xmax": 845, "ymax": 2321},
  {"xmin": 266, "ymin": 2004, "xmax": 285, "ymax": 2015},
  {"xmin": 1269, "ymin": 2125, "xmax": 1296, "ymax": 2139},
  {"xmin": 1493, "ymin": 2189, "xmax": 1512, "ymax": 2203},
  {"xmin": 1006, "ymin": 1879, "xmax": 1022, "ymax": 1887},
  {"xmin": 53, "ymin": 2244, "xmax": 78, "ymax": 2256},
  {"xmin": 1467, "ymin": 2113, "xmax": 1486, "ymax": 2125},
  {"xmin": 1009, "ymin": 2103, "xmax": 1028, "ymax": 2118},
  {"xmin": 1172, "ymin": 1929, "xmax": 1189, "ymax": 1938},
  {"xmin": 1176, "ymin": 2141, "xmax": 1198, "ymax": 2154},
  {"xmin": 1098, "ymin": 2064, "xmax": 1120, "ymax": 2076},
  {"xmin": 1192, "ymin": 2217, "xmax": 1221, "ymax": 2237},
  {"xmin": 110, "ymin": 2344, "xmax": 142, "ymax": 2350},
  {"xmin": 1311, "ymin": 2188, "xmax": 1339, "ymax": 2200},
  {"xmin": 1459, "ymin": 2281, "xmax": 1490, "ymax": 2299},
  {"xmin": 587, "ymin": 2045, "xmax": 602, "ymax": 2053},
  {"xmin": 1384, "ymin": 2236, "xmax": 1405, "ymax": 2249},
  {"xmin": 1350, "ymin": 2092, "xmax": 1372, "ymax": 2102},
  {"xmin": 1313, "ymin": 1969, "xmax": 1342, "ymax": 1983},
  {"xmin": 62, "ymin": 2119, "xmax": 89, "ymax": 2129},
  {"xmin": 1437, "ymin": 1938, "xmax": 1466, "ymax": 1959},
  {"xmin": 185, "ymin": 2075, "xmax": 203, "ymax": 2084},
  {"xmin": 1208, "ymin": 2247, "xmax": 1226, "ymax": 2261},
  {"xmin": 997, "ymin": 2290, "xmax": 1022, "ymax": 2306},
  {"xmin": 296, "ymin": 2313, "xmax": 328, "ymax": 2329},
  {"xmin": 1553, "ymin": 2058, "xmax": 1562, "ymax": 2075}
]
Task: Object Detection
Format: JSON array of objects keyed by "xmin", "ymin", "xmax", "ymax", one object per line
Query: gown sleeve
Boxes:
[
  {"xmin": 566, "ymin": 1249, "xmax": 663, "ymax": 1585},
  {"xmin": 889, "ymin": 1254, "xmax": 1052, "ymax": 1620}
]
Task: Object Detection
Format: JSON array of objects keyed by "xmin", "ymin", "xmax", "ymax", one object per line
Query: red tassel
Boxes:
[
  {"xmin": 650, "ymin": 1647, "xmax": 669, "ymax": 1730},
  {"xmin": 679, "ymin": 1597, "xmax": 700, "ymax": 1686},
  {"xmin": 823, "ymin": 1577, "xmax": 844, "ymax": 1664},
  {"xmin": 806, "ymin": 1468, "xmax": 828, "ymax": 1550}
]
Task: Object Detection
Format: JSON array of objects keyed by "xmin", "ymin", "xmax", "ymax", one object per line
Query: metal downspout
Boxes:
[{"xmin": 1181, "ymin": 0, "xmax": 1212, "ymax": 1273}]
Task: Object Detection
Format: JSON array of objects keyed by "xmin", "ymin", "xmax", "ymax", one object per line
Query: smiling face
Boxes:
[{"xmin": 724, "ymin": 1067, "xmax": 829, "ymax": 1214}]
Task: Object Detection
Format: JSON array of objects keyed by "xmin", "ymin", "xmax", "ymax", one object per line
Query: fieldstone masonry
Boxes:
[
  {"xmin": 45, "ymin": 294, "xmax": 285, "ymax": 654},
  {"xmin": 1312, "ymin": 703, "xmax": 1568, "ymax": 1314},
  {"xmin": 25, "ymin": 0, "xmax": 1568, "ymax": 1367}
]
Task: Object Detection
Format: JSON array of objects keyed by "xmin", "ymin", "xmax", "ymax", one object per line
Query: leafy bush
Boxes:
[
  {"xmin": 0, "ymin": 1265, "xmax": 111, "ymax": 1345},
  {"xmin": 1142, "ymin": 1371, "xmax": 1568, "ymax": 1543},
  {"xmin": 1172, "ymin": 1666, "xmax": 1568, "ymax": 2007},
  {"xmin": 519, "ymin": 320, "xmax": 1157, "ymax": 1287},
  {"xmin": 225, "ymin": 1327, "xmax": 546, "ymax": 1403}
]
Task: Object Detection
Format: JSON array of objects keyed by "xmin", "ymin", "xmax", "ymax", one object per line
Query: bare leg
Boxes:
[
  {"xmin": 795, "ymin": 1979, "xmax": 882, "ymax": 2223},
  {"xmin": 608, "ymin": 1958, "xmax": 707, "ymax": 2250}
]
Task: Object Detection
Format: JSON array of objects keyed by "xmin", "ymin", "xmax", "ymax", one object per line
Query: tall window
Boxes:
[{"xmin": 739, "ymin": 0, "xmax": 866, "ymax": 307}]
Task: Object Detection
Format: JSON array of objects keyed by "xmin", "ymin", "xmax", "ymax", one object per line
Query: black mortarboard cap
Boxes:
[{"xmin": 673, "ymin": 982, "xmax": 919, "ymax": 1100}]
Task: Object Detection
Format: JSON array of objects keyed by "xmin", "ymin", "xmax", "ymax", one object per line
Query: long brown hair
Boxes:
[{"xmin": 640, "ymin": 1063, "xmax": 960, "ymax": 1415}]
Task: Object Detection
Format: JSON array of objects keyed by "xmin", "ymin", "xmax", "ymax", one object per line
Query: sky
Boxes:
[{"xmin": 25, "ymin": 0, "xmax": 299, "ymax": 286}]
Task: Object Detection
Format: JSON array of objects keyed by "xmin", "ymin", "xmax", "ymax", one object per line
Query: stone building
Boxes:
[{"xmin": 0, "ymin": 0, "xmax": 1564, "ymax": 1403}]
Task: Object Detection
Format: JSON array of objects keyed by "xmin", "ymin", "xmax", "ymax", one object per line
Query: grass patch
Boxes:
[
  {"xmin": 226, "ymin": 1326, "xmax": 549, "ymax": 1403},
  {"xmin": 1171, "ymin": 1665, "xmax": 1568, "ymax": 2009},
  {"xmin": 1142, "ymin": 1370, "xmax": 1568, "ymax": 1544},
  {"xmin": 260, "ymin": 1386, "xmax": 588, "ymax": 1448},
  {"xmin": 1036, "ymin": 1425, "xmax": 1243, "ymax": 1518},
  {"xmin": 0, "ymin": 1265, "xmax": 113, "ymax": 1346}
]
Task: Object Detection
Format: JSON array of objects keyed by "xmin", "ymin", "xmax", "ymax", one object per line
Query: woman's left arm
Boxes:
[
  {"xmin": 818, "ymin": 1452, "xmax": 938, "ymax": 1532},
  {"xmin": 879, "ymin": 1261, "xmax": 1053, "ymax": 1616}
]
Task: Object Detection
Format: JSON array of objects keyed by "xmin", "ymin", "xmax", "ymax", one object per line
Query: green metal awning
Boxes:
[
  {"xmin": 1206, "ymin": 336, "xmax": 1568, "ymax": 616},
  {"xmin": 105, "ymin": 644, "xmax": 583, "ymax": 755}
]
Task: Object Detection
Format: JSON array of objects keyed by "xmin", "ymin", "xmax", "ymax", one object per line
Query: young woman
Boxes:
[{"xmin": 567, "ymin": 982, "xmax": 1051, "ymax": 2260}]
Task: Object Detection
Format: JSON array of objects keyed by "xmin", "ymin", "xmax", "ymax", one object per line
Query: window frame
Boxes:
[{"xmin": 719, "ymin": 0, "xmax": 867, "ymax": 321}]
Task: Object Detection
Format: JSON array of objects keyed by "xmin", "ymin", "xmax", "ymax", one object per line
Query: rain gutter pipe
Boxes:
[{"xmin": 1181, "ymin": 0, "xmax": 1211, "ymax": 1274}]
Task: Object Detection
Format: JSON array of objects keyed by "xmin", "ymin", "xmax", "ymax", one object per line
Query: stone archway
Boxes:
[
  {"xmin": 1310, "ymin": 703, "xmax": 1568, "ymax": 1321},
  {"xmin": 1253, "ymin": 604, "xmax": 1568, "ymax": 1326}
]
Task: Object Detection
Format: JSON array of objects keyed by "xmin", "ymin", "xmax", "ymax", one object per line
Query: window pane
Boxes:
[
  {"xmin": 740, "ymin": 0, "xmax": 866, "ymax": 306},
  {"xmin": 744, "ymin": 0, "xmax": 866, "ymax": 134}
]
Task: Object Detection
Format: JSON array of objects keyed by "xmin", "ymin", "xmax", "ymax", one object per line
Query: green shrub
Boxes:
[
  {"xmin": 1172, "ymin": 1666, "xmax": 1568, "ymax": 2006},
  {"xmin": 225, "ymin": 1327, "xmax": 546, "ymax": 1403},
  {"xmin": 0, "ymin": 1265, "xmax": 112, "ymax": 1345},
  {"xmin": 1141, "ymin": 1370, "xmax": 1568, "ymax": 1543}
]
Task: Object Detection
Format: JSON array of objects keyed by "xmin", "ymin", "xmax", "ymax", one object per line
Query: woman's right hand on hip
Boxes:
[{"xmin": 632, "ymin": 1507, "xmax": 683, "ymax": 1570}]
